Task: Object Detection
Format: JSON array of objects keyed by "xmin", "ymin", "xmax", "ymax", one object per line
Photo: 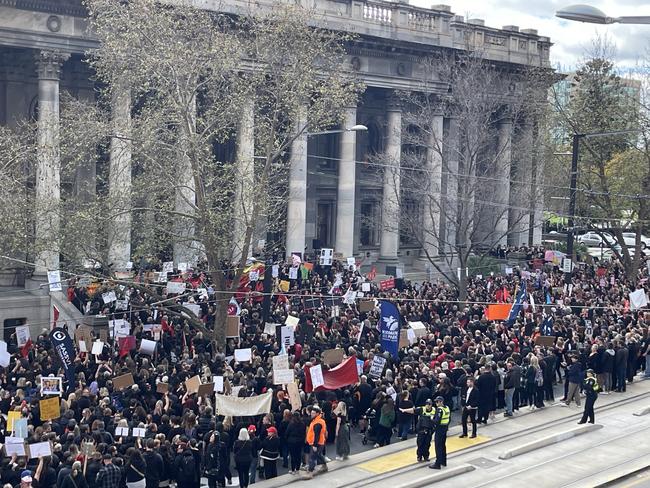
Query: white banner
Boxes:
[
  {"xmin": 630, "ymin": 289, "xmax": 648, "ymax": 310},
  {"xmin": 310, "ymin": 365, "xmax": 324, "ymax": 389},
  {"xmin": 214, "ymin": 392, "xmax": 273, "ymax": 416}
]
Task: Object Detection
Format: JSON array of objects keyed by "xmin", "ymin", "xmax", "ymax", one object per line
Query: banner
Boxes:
[
  {"xmin": 303, "ymin": 356, "xmax": 359, "ymax": 393},
  {"xmin": 379, "ymin": 301, "xmax": 400, "ymax": 359},
  {"xmin": 49, "ymin": 328, "xmax": 76, "ymax": 390},
  {"xmin": 369, "ymin": 356, "xmax": 387, "ymax": 379},
  {"xmin": 379, "ymin": 278, "xmax": 395, "ymax": 291},
  {"xmin": 213, "ymin": 392, "xmax": 273, "ymax": 417}
]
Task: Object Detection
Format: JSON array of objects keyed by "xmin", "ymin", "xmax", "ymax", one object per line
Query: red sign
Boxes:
[
  {"xmin": 596, "ymin": 267, "xmax": 606, "ymax": 277},
  {"xmin": 380, "ymin": 278, "xmax": 395, "ymax": 291},
  {"xmin": 532, "ymin": 259, "xmax": 543, "ymax": 270}
]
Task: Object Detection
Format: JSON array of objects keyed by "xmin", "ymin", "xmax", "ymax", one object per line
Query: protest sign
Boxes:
[
  {"xmin": 321, "ymin": 349, "xmax": 344, "ymax": 366},
  {"xmin": 234, "ymin": 348, "xmax": 252, "ymax": 362},
  {"xmin": 112, "ymin": 373, "xmax": 135, "ymax": 391},
  {"xmin": 359, "ymin": 299, "xmax": 375, "ymax": 312},
  {"xmin": 27, "ymin": 441, "xmax": 51, "ymax": 459},
  {"xmin": 630, "ymin": 289, "xmax": 648, "ymax": 310},
  {"xmin": 39, "ymin": 397, "xmax": 60, "ymax": 421},
  {"xmin": 166, "ymin": 281, "xmax": 186, "ymax": 294},
  {"xmin": 4, "ymin": 438, "xmax": 26, "ymax": 457},
  {"xmin": 280, "ymin": 326, "xmax": 295, "ymax": 349},
  {"xmin": 47, "ymin": 271, "xmax": 62, "ymax": 292},
  {"xmin": 226, "ymin": 316, "xmax": 240, "ymax": 338},
  {"xmin": 139, "ymin": 339, "xmax": 157, "ymax": 356},
  {"xmin": 185, "ymin": 375, "xmax": 201, "ymax": 395},
  {"xmin": 309, "ymin": 365, "xmax": 324, "ymax": 389},
  {"xmin": 91, "ymin": 341, "xmax": 104, "ymax": 355},
  {"xmin": 156, "ymin": 383, "xmax": 169, "ymax": 394},
  {"xmin": 115, "ymin": 427, "xmax": 130, "ymax": 437},
  {"xmin": 40, "ymin": 377, "xmax": 63, "ymax": 396},
  {"xmin": 285, "ymin": 315, "xmax": 299, "ymax": 327},
  {"xmin": 272, "ymin": 355, "xmax": 289, "ymax": 371},
  {"xmin": 369, "ymin": 356, "xmax": 387, "ymax": 379},
  {"xmin": 15, "ymin": 326, "xmax": 30, "ymax": 348},
  {"xmin": 287, "ymin": 382, "xmax": 302, "ymax": 411},
  {"xmin": 132, "ymin": 428, "xmax": 146, "ymax": 438},
  {"xmin": 13, "ymin": 419, "xmax": 27, "ymax": 439},
  {"xmin": 273, "ymin": 369, "xmax": 294, "ymax": 385},
  {"xmin": 213, "ymin": 376, "xmax": 224, "ymax": 393},
  {"xmin": 7, "ymin": 411, "xmax": 20, "ymax": 432},
  {"xmin": 197, "ymin": 383, "xmax": 214, "ymax": 398}
]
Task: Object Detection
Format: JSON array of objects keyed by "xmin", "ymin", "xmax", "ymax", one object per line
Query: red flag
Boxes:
[
  {"xmin": 118, "ymin": 336, "xmax": 136, "ymax": 357},
  {"xmin": 52, "ymin": 305, "xmax": 60, "ymax": 329},
  {"xmin": 20, "ymin": 339, "xmax": 33, "ymax": 358},
  {"xmin": 303, "ymin": 356, "xmax": 360, "ymax": 393},
  {"xmin": 367, "ymin": 266, "xmax": 377, "ymax": 281}
]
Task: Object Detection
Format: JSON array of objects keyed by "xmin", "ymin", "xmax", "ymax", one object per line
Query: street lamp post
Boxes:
[
  {"xmin": 564, "ymin": 129, "xmax": 642, "ymax": 284},
  {"xmin": 556, "ymin": 4, "xmax": 650, "ymax": 24}
]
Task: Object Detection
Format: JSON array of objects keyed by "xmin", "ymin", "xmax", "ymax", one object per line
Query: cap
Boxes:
[
  {"xmin": 247, "ymin": 425, "xmax": 256, "ymax": 433},
  {"xmin": 586, "ymin": 369, "xmax": 595, "ymax": 375},
  {"xmin": 267, "ymin": 426, "xmax": 277, "ymax": 435},
  {"xmin": 425, "ymin": 399, "xmax": 433, "ymax": 404},
  {"xmin": 434, "ymin": 396, "xmax": 444, "ymax": 403},
  {"xmin": 21, "ymin": 471, "xmax": 32, "ymax": 482},
  {"xmin": 311, "ymin": 405, "xmax": 322, "ymax": 413}
]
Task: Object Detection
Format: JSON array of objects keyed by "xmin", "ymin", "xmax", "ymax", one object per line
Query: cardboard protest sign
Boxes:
[
  {"xmin": 272, "ymin": 355, "xmax": 289, "ymax": 371},
  {"xmin": 321, "ymin": 349, "xmax": 344, "ymax": 366},
  {"xmin": 534, "ymin": 336, "xmax": 556, "ymax": 347},
  {"xmin": 185, "ymin": 375, "xmax": 201, "ymax": 395},
  {"xmin": 286, "ymin": 382, "xmax": 302, "ymax": 411},
  {"xmin": 156, "ymin": 383, "xmax": 169, "ymax": 394},
  {"xmin": 226, "ymin": 316, "xmax": 240, "ymax": 338},
  {"xmin": 112, "ymin": 373, "xmax": 135, "ymax": 392},
  {"xmin": 39, "ymin": 397, "xmax": 60, "ymax": 421},
  {"xmin": 399, "ymin": 329, "xmax": 409, "ymax": 348},
  {"xmin": 359, "ymin": 299, "xmax": 375, "ymax": 313},
  {"xmin": 285, "ymin": 315, "xmax": 299, "ymax": 327},
  {"xmin": 197, "ymin": 383, "xmax": 214, "ymax": 398}
]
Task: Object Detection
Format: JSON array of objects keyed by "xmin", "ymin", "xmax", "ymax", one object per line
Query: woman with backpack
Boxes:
[{"xmin": 125, "ymin": 448, "xmax": 147, "ymax": 488}]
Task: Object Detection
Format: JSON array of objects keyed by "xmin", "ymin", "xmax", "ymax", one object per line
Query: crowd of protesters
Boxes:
[{"xmin": 1, "ymin": 245, "xmax": 649, "ymax": 488}]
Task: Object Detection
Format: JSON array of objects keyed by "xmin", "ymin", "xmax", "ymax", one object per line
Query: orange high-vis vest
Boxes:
[{"xmin": 306, "ymin": 414, "xmax": 327, "ymax": 446}]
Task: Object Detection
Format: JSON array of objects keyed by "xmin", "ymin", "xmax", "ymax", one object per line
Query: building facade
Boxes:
[{"xmin": 0, "ymin": 0, "xmax": 551, "ymax": 334}]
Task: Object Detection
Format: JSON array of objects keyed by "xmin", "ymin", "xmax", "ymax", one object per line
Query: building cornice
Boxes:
[{"xmin": 0, "ymin": 0, "xmax": 87, "ymax": 17}]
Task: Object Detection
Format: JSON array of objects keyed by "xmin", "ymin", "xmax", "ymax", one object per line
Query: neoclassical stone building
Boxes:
[{"xmin": 0, "ymin": 0, "xmax": 551, "ymax": 333}]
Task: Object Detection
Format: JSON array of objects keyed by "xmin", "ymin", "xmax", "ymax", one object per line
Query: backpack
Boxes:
[{"xmin": 535, "ymin": 367, "xmax": 544, "ymax": 387}]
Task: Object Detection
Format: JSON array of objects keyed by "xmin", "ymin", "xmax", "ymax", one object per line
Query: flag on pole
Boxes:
[
  {"xmin": 52, "ymin": 305, "xmax": 60, "ymax": 330},
  {"xmin": 227, "ymin": 297, "xmax": 241, "ymax": 317},
  {"xmin": 379, "ymin": 301, "xmax": 400, "ymax": 359},
  {"xmin": 506, "ymin": 281, "xmax": 527, "ymax": 327},
  {"xmin": 542, "ymin": 315, "xmax": 554, "ymax": 335}
]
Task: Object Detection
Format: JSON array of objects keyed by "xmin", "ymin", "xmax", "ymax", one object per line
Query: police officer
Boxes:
[
  {"xmin": 429, "ymin": 396, "xmax": 450, "ymax": 470},
  {"xmin": 578, "ymin": 369, "xmax": 600, "ymax": 424},
  {"xmin": 399, "ymin": 398, "xmax": 436, "ymax": 462}
]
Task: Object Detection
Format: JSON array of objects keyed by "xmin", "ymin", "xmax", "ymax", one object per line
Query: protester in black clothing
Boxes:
[
  {"xmin": 233, "ymin": 429, "xmax": 253, "ymax": 488},
  {"xmin": 143, "ymin": 440, "xmax": 163, "ymax": 488},
  {"xmin": 260, "ymin": 426, "xmax": 280, "ymax": 479},
  {"xmin": 204, "ymin": 432, "xmax": 227, "ymax": 488},
  {"xmin": 284, "ymin": 412, "xmax": 306, "ymax": 474}
]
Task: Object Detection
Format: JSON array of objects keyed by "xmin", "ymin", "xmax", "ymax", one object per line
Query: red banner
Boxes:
[
  {"xmin": 303, "ymin": 356, "xmax": 360, "ymax": 393},
  {"xmin": 380, "ymin": 278, "xmax": 395, "ymax": 291}
]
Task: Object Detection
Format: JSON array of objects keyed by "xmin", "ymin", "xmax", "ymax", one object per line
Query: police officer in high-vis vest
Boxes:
[
  {"xmin": 578, "ymin": 369, "xmax": 600, "ymax": 425},
  {"xmin": 399, "ymin": 398, "xmax": 436, "ymax": 462},
  {"xmin": 429, "ymin": 396, "xmax": 451, "ymax": 470}
]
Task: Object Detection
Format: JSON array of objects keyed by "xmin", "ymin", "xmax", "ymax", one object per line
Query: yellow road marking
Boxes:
[{"xmin": 357, "ymin": 435, "xmax": 491, "ymax": 474}]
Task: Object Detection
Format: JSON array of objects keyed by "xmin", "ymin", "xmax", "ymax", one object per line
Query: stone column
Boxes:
[
  {"xmin": 34, "ymin": 50, "xmax": 68, "ymax": 276},
  {"xmin": 422, "ymin": 111, "xmax": 444, "ymax": 258},
  {"xmin": 335, "ymin": 106, "xmax": 357, "ymax": 257},
  {"xmin": 285, "ymin": 106, "xmax": 307, "ymax": 258},
  {"xmin": 508, "ymin": 122, "xmax": 533, "ymax": 246},
  {"xmin": 173, "ymin": 95, "xmax": 197, "ymax": 267},
  {"xmin": 530, "ymin": 122, "xmax": 544, "ymax": 245},
  {"xmin": 107, "ymin": 79, "xmax": 132, "ymax": 271},
  {"xmin": 378, "ymin": 97, "xmax": 402, "ymax": 265},
  {"xmin": 233, "ymin": 98, "xmax": 255, "ymax": 262},
  {"xmin": 495, "ymin": 116, "xmax": 512, "ymax": 246},
  {"xmin": 442, "ymin": 117, "xmax": 459, "ymax": 256}
]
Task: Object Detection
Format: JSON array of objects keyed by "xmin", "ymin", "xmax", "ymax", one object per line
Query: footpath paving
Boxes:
[{"xmin": 254, "ymin": 376, "xmax": 650, "ymax": 488}]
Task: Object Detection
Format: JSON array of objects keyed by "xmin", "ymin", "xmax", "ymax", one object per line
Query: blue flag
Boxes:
[
  {"xmin": 49, "ymin": 327, "xmax": 77, "ymax": 392},
  {"xmin": 506, "ymin": 281, "xmax": 527, "ymax": 327},
  {"xmin": 542, "ymin": 315, "xmax": 554, "ymax": 335},
  {"xmin": 379, "ymin": 300, "xmax": 400, "ymax": 359}
]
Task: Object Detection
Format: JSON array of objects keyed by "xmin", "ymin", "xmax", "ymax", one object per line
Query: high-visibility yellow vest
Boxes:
[{"xmin": 438, "ymin": 406, "xmax": 450, "ymax": 426}]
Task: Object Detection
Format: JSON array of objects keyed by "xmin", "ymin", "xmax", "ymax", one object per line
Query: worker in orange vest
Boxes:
[{"xmin": 303, "ymin": 405, "xmax": 328, "ymax": 478}]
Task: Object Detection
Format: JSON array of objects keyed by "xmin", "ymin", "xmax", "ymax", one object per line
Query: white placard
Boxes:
[
  {"xmin": 110, "ymin": 319, "xmax": 130, "ymax": 338},
  {"xmin": 132, "ymin": 428, "xmax": 146, "ymax": 438},
  {"xmin": 288, "ymin": 267, "xmax": 298, "ymax": 280},
  {"xmin": 319, "ymin": 248, "xmax": 333, "ymax": 266},
  {"xmin": 281, "ymin": 325, "xmax": 295, "ymax": 348},
  {"xmin": 182, "ymin": 303, "xmax": 201, "ymax": 317},
  {"xmin": 285, "ymin": 315, "xmax": 299, "ymax": 327},
  {"xmin": 115, "ymin": 299, "xmax": 128, "ymax": 311},
  {"xmin": 561, "ymin": 258, "xmax": 572, "ymax": 274},
  {"xmin": 396, "ymin": 268, "xmax": 403, "ymax": 279},
  {"xmin": 213, "ymin": 376, "xmax": 224, "ymax": 393},
  {"xmin": 273, "ymin": 354, "xmax": 289, "ymax": 371},
  {"xmin": 125, "ymin": 261, "xmax": 133, "ymax": 270},
  {"xmin": 91, "ymin": 341, "xmax": 104, "ymax": 355},
  {"xmin": 102, "ymin": 291, "xmax": 117, "ymax": 304},
  {"xmin": 273, "ymin": 369, "xmax": 295, "ymax": 385},
  {"xmin": 347, "ymin": 257, "xmax": 356, "ymax": 266},
  {"xmin": 28, "ymin": 441, "xmax": 51, "ymax": 459},
  {"xmin": 162, "ymin": 261, "xmax": 174, "ymax": 274},
  {"xmin": 272, "ymin": 265, "xmax": 279, "ymax": 278},
  {"xmin": 264, "ymin": 323, "xmax": 279, "ymax": 335},
  {"xmin": 79, "ymin": 341, "xmax": 88, "ymax": 353},
  {"xmin": 5, "ymin": 438, "xmax": 25, "ymax": 457},
  {"xmin": 178, "ymin": 262, "xmax": 188, "ymax": 272},
  {"xmin": 369, "ymin": 356, "xmax": 387, "ymax": 379},
  {"xmin": 362, "ymin": 282, "xmax": 371, "ymax": 292},
  {"xmin": 115, "ymin": 427, "xmax": 130, "ymax": 437},
  {"xmin": 197, "ymin": 288, "xmax": 208, "ymax": 299},
  {"xmin": 47, "ymin": 270, "xmax": 62, "ymax": 292},
  {"xmin": 166, "ymin": 281, "xmax": 186, "ymax": 294},
  {"xmin": 630, "ymin": 289, "xmax": 648, "ymax": 310},
  {"xmin": 310, "ymin": 365, "xmax": 324, "ymax": 389},
  {"xmin": 249, "ymin": 270, "xmax": 260, "ymax": 282},
  {"xmin": 139, "ymin": 339, "xmax": 157, "ymax": 355},
  {"xmin": 234, "ymin": 348, "xmax": 252, "ymax": 362},
  {"xmin": 15, "ymin": 326, "xmax": 30, "ymax": 348},
  {"xmin": 505, "ymin": 267, "xmax": 513, "ymax": 275}
]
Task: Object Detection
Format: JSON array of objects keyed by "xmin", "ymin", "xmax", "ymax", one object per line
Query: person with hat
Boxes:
[
  {"xmin": 399, "ymin": 398, "xmax": 436, "ymax": 462},
  {"xmin": 245, "ymin": 425, "xmax": 260, "ymax": 484},
  {"xmin": 429, "ymin": 396, "xmax": 451, "ymax": 470},
  {"xmin": 303, "ymin": 405, "xmax": 327, "ymax": 479},
  {"xmin": 260, "ymin": 426, "xmax": 280, "ymax": 480},
  {"xmin": 578, "ymin": 369, "xmax": 600, "ymax": 424},
  {"xmin": 19, "ymin": 471, "xmax": 32, "ymax": 488}
]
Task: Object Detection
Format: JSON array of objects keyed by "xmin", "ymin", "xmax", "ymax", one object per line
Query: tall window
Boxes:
[
  {"xmin": 359, "ymin": 200, "xmax": 380, "ymax": 246},
  {"xmin": 400, "ymin": 198, "xmax": 422, "ymax": 246}
]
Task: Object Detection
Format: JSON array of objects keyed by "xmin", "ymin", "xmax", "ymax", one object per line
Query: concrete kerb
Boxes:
[
  {"xmin": 392, "ymin": 465, "xmax": 476, "ymax": 488},
  {"xmin": 498, "ymin": 423, "xmax": 602, "ymax": 460},
  {"xmin": 633, "ymin": 406, "xmax": 650, "ymax": 416}
]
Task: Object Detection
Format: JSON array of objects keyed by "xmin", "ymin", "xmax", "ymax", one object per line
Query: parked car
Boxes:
[
  {"xmin": 577, "ymin": 232, "xmax": 619, "ymax": 248},
  {"xmin": 619, "ymin": 232, "xmax": 650, "ymax": 250}
]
